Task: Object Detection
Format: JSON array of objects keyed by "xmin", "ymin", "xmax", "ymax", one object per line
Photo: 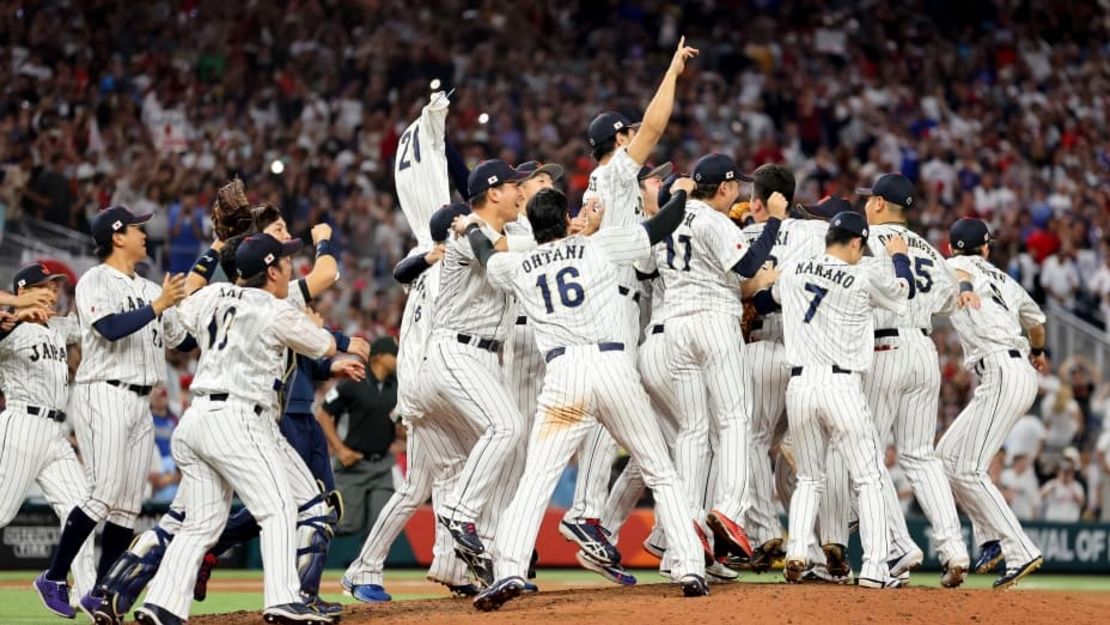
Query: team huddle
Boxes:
[{"xmin": 0, "ymin": 36, "xmax": 1049, "ymax": 624}]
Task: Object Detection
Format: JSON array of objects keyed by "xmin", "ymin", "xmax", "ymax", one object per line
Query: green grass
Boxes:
[{"xmin": 2, "ymin": 570, "xmax": 1108, "ymax": 625}]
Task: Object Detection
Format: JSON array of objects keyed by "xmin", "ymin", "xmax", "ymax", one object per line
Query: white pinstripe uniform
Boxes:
[
  {"xmin": 936, "ymin": 254, "xmax": 1044, "ymax": 567},
  {"xmin": 395, "ymin": 92, "xmax": 451, "ymax": 250},
  {"xmin": 485, "ymin": 227, "xmax": 704, "ymax": 582},
  {"xmin": 563, "ymin": 148, "xmax": 645, "ymax": 527},
  {"xmin": 0, "ymin": 316, "xmax": 97, "ymax": 598},
  {"xmin": 343, "ymin": 259, "xmax": 474, "ymax": 588},
  {"xmin": 739, "ymin": 218, "xmax": 828, "ymax": 548},
  {"xmin": 142, "ymin": 285, "xmax": 333, "ymax": 619},
  {"xmin": 416, "ymin": 224, "xmax": 523, "ymax": 525},
  {"xmin": 72, "ymin": 264, "xmax": 186, "ymax": 527},
  {"xmin": 851, "ymin": 224, "xmax": 969, "ymax": 567},
  {"xmin": 503, "ymin": 216, "xmax": 545, "ymax": 431},
  {"xmin": 775, "ymin": 254, "xmax": 909, "ymax": 583},
  {"xmin": 658, "ymin": 199, "xmax": 756, "ymax": 526}
]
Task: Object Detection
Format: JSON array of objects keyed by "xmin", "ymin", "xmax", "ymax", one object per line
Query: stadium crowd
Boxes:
[{"xmin": 1, "ymin": 0, "xmax": 1108, "ymax": 519}]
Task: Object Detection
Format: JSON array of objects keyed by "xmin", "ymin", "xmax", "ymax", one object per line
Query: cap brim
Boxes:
[
  {"xmin": 19, "ymin": 273, "xmax": 67, "ymax": 289},
  {"xmin": 130, "ymin": 212, "xmax": 154, "ymax": 225},
  {"xmin": 640, "ymin": 161, "xmax": 674, "ymax": 181},
  {"xmin": 735, "ymin": 172, "xmax": 753, "ymax": 183},
  {"xmin": 525, "ymin": 164, "xmax": 565, "ymax": 181},
  {"xmin": 277, "ymin": 239, "xmax": 304, "ymax": 258},
  {"xmin": 854, "ymin": 187, "xmax": 875, "ymax": 196}
]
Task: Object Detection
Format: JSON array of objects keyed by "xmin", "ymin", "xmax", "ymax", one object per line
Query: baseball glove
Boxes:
[
  {"xmin": 211, "ymin": 178, "xmax": 254, "ymax": 241},
  {"xmin": 729, "ymin": 201, "xmax": 753, "ymax": 227},
  {"xmin": 741, "ymin": 300, "xmax": 759, "ymax": 343}
]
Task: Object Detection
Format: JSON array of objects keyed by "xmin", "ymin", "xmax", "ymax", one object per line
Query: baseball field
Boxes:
[{"xmin": 3, "ymin": 569, "xmax": 1109, "ymax": 625}]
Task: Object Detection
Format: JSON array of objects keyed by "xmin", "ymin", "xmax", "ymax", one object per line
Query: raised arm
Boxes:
[{"xmin": 626, "ymin": 37, "xmax": 699, "ymax": 165}]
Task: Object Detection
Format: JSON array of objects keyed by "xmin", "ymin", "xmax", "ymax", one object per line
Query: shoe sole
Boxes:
[
  {"xmin": 575, "ymin": 552, "xmax": 637, "ymax": 586},
  {"xmin": 559, "ymin": 523, "xmax": 616, "ymax": 564},
  {"xmin": 890, "ymin": 552, "xmax": 924, "ymax": 577},
  {"xmin": 92, "ymin": 609, "xmax": 122, "ymax": 625},
  {"xmin": 975, "ymin": 553, "xmax": 1005, "ymax": 575},
  {"xmin": 643, "ymin": 541, "xmax": 665, "ymax": 560},
  {"xmin": 455, "ymin": 549, "xmax": 494, "ymax": 586},
  {"xmin": 681, "ymin": 578, "xmax": 709, "ymax": 597},
  {"xmin": 32, "ymin": 579, "xmax": 76, "ymax": 619},
  {"xmin": 262, "ymin": 611, "xmax": 332, "ymax": 625},
  {"xmin": 784, "ymin": 560, "xmax": 806, "ymax": 583},
  {"xmin": 134, "ymin": 609, "xmax": 166, "ymax": 625},
  {"xmin": 473, "ymin": 584, "xmax": 523, "ymax": 612},
  {"xmin": 994, "ymin": 557, "xmax": 1044, "ymax": 590},
  {"xmin": 705, "ymin": 567, "xmax": 740, "ymax": 583},
  {"xmin": 706, "ymin": 512, "xmax": 753, "ymax": 557},
  {"xmin": 941, "ymin": 566, "xmax": 968, "ymax": 589}
]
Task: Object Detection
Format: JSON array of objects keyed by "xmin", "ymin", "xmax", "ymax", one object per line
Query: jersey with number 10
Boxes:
[
  {"xmin": 486, "ymin": 226, "xmax": 651, "ymax": 353},
  {"xmin": 776, "ymin": 255, "xmax": 909, "ymax": 372},
  {"xmin": 178, "ymin": 285, "xmax": 333, "ymax": 411}
]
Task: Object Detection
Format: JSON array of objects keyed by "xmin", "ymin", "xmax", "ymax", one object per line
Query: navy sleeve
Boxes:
[
  {"xmin": 92, "ymin": 305, "xmax": 157, "ymax": 341},
  {"xmin": 393, "ymin": 254, "xmax": 432, "ymax": 285},
  {"xmin": 641, "ymin": 190, "xmax": 687, "ymax": 245},
  {"xmin": 891, "ymin": 253, "xmax": 916, "ymax": 300},
  {"xmin": 445, "ymin": 139, "xmax": 471, "ymax": 200},
  {"xmin": 300, "ymin": 355, "xmax": 333, "ymax": 382},
  {"xmin": 330, "ymin": 330, "xmax": 350, "ymax": 353},
  {"xmin": 635, "ymin": 269, "xmax": 659, "ymax": 281},
  {"xmin": 173, "ymin": 334, "xmax": 198, "ymax": 352},
  {"xmin": 753, "ymin": 290, "xmax": 781, "ymax": 315},
  {"xmin": 731, "ymin": 218, "xmax": 781, "ymax": 278},
  {"xmin": 467, "ymin": 225, "xmax": 497, "ymax": 268}
]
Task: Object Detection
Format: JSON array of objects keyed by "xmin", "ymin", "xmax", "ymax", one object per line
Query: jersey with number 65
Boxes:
[
  {"xmin": 867, "ymin": 224, "xmax": 956, "ymax": 328},
  {"xmin": 178, "ymin": 284, "xmax": 333, "ymax": 411},
  {"xmin": 486, "ymin": 226, "xmax": 651, "ymax": 353},
  {"xmin": 775, "ymin": 255, "xmax": 910, "ymax": 372}
]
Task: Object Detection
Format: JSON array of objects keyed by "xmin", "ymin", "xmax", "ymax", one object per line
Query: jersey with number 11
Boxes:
[{"xmin": 178, "ymin": 285, "xmax": 333, "ymax": 411}]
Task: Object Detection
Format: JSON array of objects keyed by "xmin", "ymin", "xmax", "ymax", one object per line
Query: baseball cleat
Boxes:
[
  {"xmin": 455, "ymin": 547, "xmax": 495, "ymax": 586},
  {"xmin": 559, "ymin": 519, "xmax": 620, "ymax": 566},
  {"xmin": 194, "ymin": 552, "xmax": 219, "ymax": 601},
  {"xmin": 888, "ymin": 548, "xmax": 924, "ymax": 578},
  {"xmin": 80, "ymin": 590, "xmax": 120, "ymax": 625},
  {"xmin": 993, "ymin": 556, "xmax": 1043, "ymax": 590},
  {"xmin": 344, "ymin": 580, "xmax": 391, "ymax": 603},
  {"xmin": 822, "ymin": 543, "xmax": 851, "ymax": 578},
  {"xmin": 783, "ymin": 559, "xmax": 806, "ymax": 583},
  {"xmin": 940, "ymin": 562, "xmax": 968, "ymax": 589},
  {"xmin": 705, "ymin": 561, "xmax": 740, "ymax": 583},
  {"xmin": 303, "ymin": 594, "xmax": 343, "ymax": 616},
  {"xmin": 974, "ymin": 540, "xmax": 1004, "ymax": 574},
  {"xmin": 643, "ymin": 536, "xmax": 666, "ymax": 560},
  {"xmin": 33, "ymin": 571, "xmax": 76, "ymax": 618},
  {"xmin": 858, "ymin": 576, "xmax": 906, "ymax": 589},
  {"xmin": 262, "ymin": 601, "xmax": 333, "ymax": 624},
  {"xmin": 135, "ymin": 603, "xmax": 187, "ymax": 625},
  {"xmin": 575, "ymin": 551, "xmax": 637, "ymax": 586},
  {"xmin": 437, "ymin": 515, "xmax": 486, "ymax": 556},
  {"xmin": 446, "ymin": 582, "xmax": 482, "ymax": 597},
  {"xmin": 473, "ymin": 576, "xmax": 526, "ymax": 612},
  {"xmin": 731, "ymin": 537, "xmax": 785, "ymax": 573},
  {"xmin": 680, "ymin": 574, "xmax": 710, "ymax": 597},
  {"xmin": 528, "ymin": 548, "xmax": 539, "ymax": 580},
  {"xmin": 800, "ymin": 563, "xmax": 851, "ymax": 585},
  {"xmin": 706, "ymin": 509, "xmax": 753, "ymax": 558}
]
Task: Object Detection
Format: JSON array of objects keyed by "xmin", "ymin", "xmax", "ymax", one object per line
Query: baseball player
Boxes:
[
  {"xmin": 134, "ymin": 233, "xmax": 338, "ymax": 625},
  {"xmin": 560, "ymin": 37, "xmax": 698, "ymax": 562},
  {"xmin": 33, "ymin": 206, "xmax": 191, "ymax": 618},
  {"xmin": 739, "ymin": 166, "xmax": 831, "ymax": 571},
  {"xmin": 937, "ymin": 217, "xmax": 1046, "ymax": 589},
  {"xmin": 0, "ymin": 267, "xmax": 97, "ymax": 614},
  {"xmin": 852, "ymin": 173, "xmax": 970, "ymax": 586},
  {"xmin": 471, "ymin": 184, "xmax": 712, "ymax": 611},
  {"xmin": 770, "ymin": 210, "xmax": 913, "ymax": 588},
  {"xmin": 657, "ymin": 153, "xmax": 784, "ymax": 563}
]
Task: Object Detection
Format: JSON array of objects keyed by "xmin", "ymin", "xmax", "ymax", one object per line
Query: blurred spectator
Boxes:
[
  {"xmin": 1040, "ymin": 384, "xmax": 1083, "ymax": 472},
  {"xmin": 147, "ymin": 385, "xmax": 181, "ymax": 502},
  {"xmin": 1040, "ymin": 244, "xmax": 1080, "ymax": 310},
  {"xmin": 1062, "ymin": 357, "xmax": 1101, "ymax": 451},
  {"xmin": 1005, "ymin": 411, "xmax": 1047, "ymax": 467},
  {"xmin": 1002, "ymin": 454, "xmax": 1042, "ymax": 521},
  {"xmin": 166, "ymin": 188, "xmax": 207, "ymax": 274},
  {"xmin": 1040, "ymin": 448, "xmax": 1086, "ymax": 522},
  {"xmin": 1097, "ymin": 429, "xmax": 1110, "ymax": 521}
]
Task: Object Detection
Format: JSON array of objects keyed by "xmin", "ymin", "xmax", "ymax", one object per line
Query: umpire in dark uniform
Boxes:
[{"xmin": 317, "ymin": 336, "xmax": 399, "ymax": 539}]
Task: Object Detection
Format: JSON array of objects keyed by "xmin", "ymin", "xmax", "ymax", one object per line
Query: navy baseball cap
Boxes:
[
  {"xmin": 517, "ymin": 160, "xmax": 565, "ymax": 182},
  {"xmin": 91, "ymin": 205, "xmax": 152, "ymax": 248},
  {"xmin": 829, "ymin": 211, "xmax": 869, "ymax": 239},
  {"xmin": 856, "ymin": 173, "xmax": 916, "ymax": 210},
  {"xmin": 12, "ymin": 263, "xmax": 66, "ymax": 292},
  {"xmin": 794, "ymin": 196, "xmax": 856, "ymax": 221},
  {"xmin": 693, "ymin": 153, "xmax": 752, "ymax": 186},
  {"xmin": 370, "ymin": 335, "xmax": 398, "ymax": 356},
  {"xmin": 429, "ymin": 202, "xmax": 472, "ymax": 243},
  {"xmin": 587, "ymin": 111, "xmax": 640, "ymax": 147},
  {"xmin": 639, "ymin": 161, "xmax": 674, "ymax": 182},
  {"xmin": 235, "ymin": 233, "xmax": 303, "ymax": 280},
  {"xmin": 467, "ymin": 160, "xmax": 529, "ymax": 199},
  {"xmin": 949, "ymin": 218, "xmax": 992, "ymax": 252},
  {"xmin": 657, "ymin": 172, "xmax": 684, "ymax": 207}
]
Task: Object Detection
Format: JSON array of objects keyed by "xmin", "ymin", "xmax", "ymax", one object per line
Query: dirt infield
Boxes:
[{"xmin": 190, "ymin": 581, "xmax": 1110, "ymax": 625}]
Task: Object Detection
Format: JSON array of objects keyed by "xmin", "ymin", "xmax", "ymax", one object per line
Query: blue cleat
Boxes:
[
  {"xmin": 559, "ymin": 519, "xmax": 619, "ymax": 566},
  {"xmin": 473, "ymin": 576, "xmax": 526, "ymax": 612},
  {"xmin": 993, "ymin": 556, "xmax": 1043, "ymax": 589},
  {"xmin": 33, "ymin": 572, "xmax": 75, "ymax": 619},
  {"xmin": 341, "ymin": 576, "xmax": 392, "ymax": 603},
  {"xmin": 575, "ymin": 551, "xmax": 637, "ymax": 586},
  {"xmin": 974, "ymin": 540, "xmax": 1004, "ymax": 575}
]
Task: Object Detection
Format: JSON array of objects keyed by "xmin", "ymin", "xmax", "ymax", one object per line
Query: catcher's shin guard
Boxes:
[
  {"xmin": 100, "ymin": 509, "xmax": 183, "ymax": 615},
  {"xmin": 296, "ymin": 493, "xmax": 340, "ymax": 599}
]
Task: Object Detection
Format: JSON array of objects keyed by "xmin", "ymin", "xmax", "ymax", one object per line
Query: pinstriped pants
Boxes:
[
  {"xmin": 0, "ymin": 407, "xmax": 97, "ymax": 598},
  {"xmin": 785, "ymin": 370, "xmax": 891, "ymax": 582},
  {"xmin": 936, "ymin": 351, "xmax": 1041, "ymax": 566},
  {"xmin": 744, "ymin": 339, "xmax": 790, "ymax": 546},
  {"xmin": 70, "ymin": 382, "xmax": 153, "ymax": 526},
  {"xmin": 494, "ymin": 348, "xmax": 703, "ymax": 580}
]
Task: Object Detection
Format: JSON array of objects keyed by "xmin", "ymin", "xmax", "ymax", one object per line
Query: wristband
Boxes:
[
  {"xmin": 191, "ymin": 248, "xmax": 219, "ymax": 279},
  {"xmin": 333, "ymin": 332, "xmax": 351, "ymax": 353},
  {"xmin": 316, "ymin": 239, "xmax": 337, "ymax": 260},
  {"xmin": 959, "ymin": 281, "xmax": 974, "ymax": 294},
  {"xmin": 1031, "ymin": 347, "xmax": 1045, "ymax": 357}
]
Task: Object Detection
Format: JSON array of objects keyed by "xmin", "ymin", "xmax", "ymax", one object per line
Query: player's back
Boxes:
[
  {"xmin": 585, "ymin": 148, "xmax": 643, "ymax": 229},
  {"xmin": 945, "ymin": 254, "xmax": 1045, "ymax": 367},
  {"xmin": 0, "ymin": 317, "xmax": 76, "ymax": 410},
  {"xmin": 433, "ymin": 227, "xmax": 515, "ymax": 341},
  {"xmin": 868, "ymin": 224, "xmax": 954, "ymax": 329},
  {"xmin": 657, "ymin": 200, "xmax": 744, "ymax": 318},
  {"xmin": 742, "ymin": 217, "xmax": 828, "ymax": 341}
]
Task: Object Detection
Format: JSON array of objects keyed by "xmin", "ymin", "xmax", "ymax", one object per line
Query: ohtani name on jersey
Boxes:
[
  {"xmin": 794, "ymin": 260, "xmax": 855, "ymax": 287},
  {"xmin": 522, "ymin": 245, "xmax": 586, "ymax": 273},
  {"xmin": 876, "ymin": 232, "xmax": 934, "ymax": 255},
  {"xmin": 29, "ymin": 341, "xmax": 67, "ymax": 363}
]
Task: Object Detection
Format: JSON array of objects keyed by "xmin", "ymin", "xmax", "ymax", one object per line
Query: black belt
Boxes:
[
  {"xmin": 790, "ymin": 365, "xmax": 852, "ymax": 377},
  {"xmin": 26, "ymin": 406, "xmax": 66, "ymax": 423},
  {"xmin": 751, "ymin": 319, "xmax": 764, "ymax": 332},
  {"xmin": 651, "ymin": 324, "xmax": 665, "ymax": 335},
  {"xmin": 975, "ymin": 349, "xmax": 1023, "ymax": 374},
  {"xmin": 874, "ymin": 328, "xmax": 929, "ymax": 339},
  {"xmin": 516, "ymin": 316, "xmax": 528, "ymax": 325},
  {"xmin": 545, "ymin": 342, "xmax": 624, "ymax": 363},
  {"xmin": 457, "ymin": 333, "xmax": 501, "ymax": 353},
  {"xmin": 208, "ymin": 393, "xmax": 264, "ymax": 416},
  {"xmin": 106, "ymin": 379, "xmax": 153, "ymax": 397},
  {"xmin": 618, "ymin": 286, "xmax": 641, "ymax": 303}
]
